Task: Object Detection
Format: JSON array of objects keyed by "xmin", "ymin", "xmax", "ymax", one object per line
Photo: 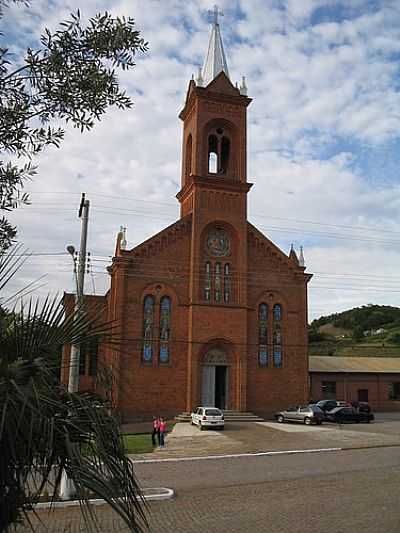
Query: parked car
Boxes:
[
  {"xmin": 274, "ymin": 405, "xmax": 324, "ymax": 425},
  {"xmin": 325, "ymin": 406, "xmax": 374, "ymax": 424},
  {"xmin": 350, "ymin": 401, "xmax": 372, "ymax": 414},
  {"xmin": 191, "ymin": 406, "xmax": 224, "ymax": 430},
  {"xmin": 315, "ymin": 400, "xmax": 349, "ymax": 414}
]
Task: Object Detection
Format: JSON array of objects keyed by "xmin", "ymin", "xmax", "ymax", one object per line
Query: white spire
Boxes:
[
  {"xmin": 201, "ymin": 4, "xmax": 230, "ymax": 86},
  {"xmin": 299, "ymin": 245, "xmax": 305, "ymax": 267}
]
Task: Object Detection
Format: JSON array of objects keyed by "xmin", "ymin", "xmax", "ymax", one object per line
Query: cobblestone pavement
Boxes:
[
  {"xmin": 18, "ymin": 447, "xmax": 400, "ymax": 532},
  {"xmin": 132, "ymin": 415, "xmax": 400, "ymax": 461},
  {"xmin": 13, "ymin": 416, "xmax": 400, "ymax": 532}
]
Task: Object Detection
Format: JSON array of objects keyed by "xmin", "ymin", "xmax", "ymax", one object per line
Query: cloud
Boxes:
[{"xmin": 3, "ymin": 0, "xmax": 400, "ymax": 320}]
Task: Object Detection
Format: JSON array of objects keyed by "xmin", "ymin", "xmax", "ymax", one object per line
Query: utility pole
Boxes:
[
  {"xmin": 67, "ymin": 193, "xmax": 90, "ymax": 393},
  {"xmin": 60, "ymin": 193, "xmax": 89, "ymax": 500}
]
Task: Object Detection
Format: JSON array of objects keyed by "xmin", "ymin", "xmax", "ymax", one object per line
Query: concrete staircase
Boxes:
[{"xmin": 175, "ymin": 410, "xmax": 264, "ymax": 423}]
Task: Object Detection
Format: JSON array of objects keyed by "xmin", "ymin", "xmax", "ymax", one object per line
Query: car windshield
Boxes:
[
  {"xmin": 309, "ymin": 405, "xmax": 323, "ymax": 412},
  {"xmin": 205, "ymin": 409, "xmax": 222, "ymax": 416}
]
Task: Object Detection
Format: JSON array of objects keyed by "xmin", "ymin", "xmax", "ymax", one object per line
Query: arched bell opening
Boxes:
[{"xmin": 204, "ymin": 120, "xmax": 237, "ymax": 179}]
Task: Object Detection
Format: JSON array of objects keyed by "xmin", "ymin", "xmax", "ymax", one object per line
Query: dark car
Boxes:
[
  {"xmin": 325, "ymin": 406, "xmax": 374, "ymax": 424},
  {"xmin": 315, "ymin": 400, "xmax": 349, "ymax": 414},
  {"xmin": 351, "ymin": 401, "xmax": 372, "ymax": 414}
]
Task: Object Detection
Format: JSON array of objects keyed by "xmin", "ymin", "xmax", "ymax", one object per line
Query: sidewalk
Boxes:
[{"xmin": 130, "ymin": 418, "xmax": 400, "ymax": 461}]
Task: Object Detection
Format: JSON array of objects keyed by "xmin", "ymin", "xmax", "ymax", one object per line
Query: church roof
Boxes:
[
  {"xmin": 309, "ymin": 356, "xmax": 400, "ymax": 374},
  {"xmin": 201, "ymin": 5, "xmax": 230, "ymax": 87}
]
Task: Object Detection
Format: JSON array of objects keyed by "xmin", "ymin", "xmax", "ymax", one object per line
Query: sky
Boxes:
[{"xmin": 3, "ymin": 0, "xmax": 400, "ymax": 321}]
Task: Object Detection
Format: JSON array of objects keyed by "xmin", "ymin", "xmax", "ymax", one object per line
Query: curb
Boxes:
[
  {"xmin": 131, "ymin": 447, "xmax": 343, "ymax": 464},
  {"xmin": 33, "ymin": 487, "xmax": 174, "ymax": 510}
]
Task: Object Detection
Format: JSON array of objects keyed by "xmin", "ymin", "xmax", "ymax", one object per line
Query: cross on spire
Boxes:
[{"xmin": 209, "ymin": 4, "xmax": 224, "ymax": 26}]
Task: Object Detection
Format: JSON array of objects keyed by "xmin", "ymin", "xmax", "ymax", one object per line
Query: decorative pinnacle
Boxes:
[{"xmin": 299, "ymin": 245, "xmax": 305, "ymax": 267}]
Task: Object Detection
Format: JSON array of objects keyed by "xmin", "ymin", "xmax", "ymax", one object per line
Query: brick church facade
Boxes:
[{"xmin": 63, "ymin": 13, "xmax": 312, "ymax": 420}]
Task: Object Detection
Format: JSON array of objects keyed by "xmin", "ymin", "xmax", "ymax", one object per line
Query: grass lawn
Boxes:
[{"xmin": 123, "ymin": 433, "xmax": 154, "ymax": 454}]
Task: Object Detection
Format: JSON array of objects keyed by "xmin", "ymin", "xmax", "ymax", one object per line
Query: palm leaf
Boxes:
[{"xmin": 0, "ymin": 249, "xmax": 148, "ymax": 532}]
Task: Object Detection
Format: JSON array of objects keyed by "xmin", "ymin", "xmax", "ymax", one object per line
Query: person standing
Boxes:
[
  {"xmin": 151, "ymin": 417, "xmax": 159, "ymax": 447},
  {"xmin": 159, "ymin": 418, "xmax": 166, "ymax": 448}
]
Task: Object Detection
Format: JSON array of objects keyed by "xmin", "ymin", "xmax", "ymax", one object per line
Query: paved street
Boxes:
[
  {"xmin": 134, "ymin": 413, "xmax": 400, "ymax": 460},
  {"xmin": 20, "ymin": 446, "xmax": 400, "ymax": 532}
]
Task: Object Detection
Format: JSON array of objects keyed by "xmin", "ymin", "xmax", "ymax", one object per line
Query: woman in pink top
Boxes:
[
  {"xmin": 159, "ymin": 418, "xmax": 166, "ymax": 448},
  {"xmin": 151, "ymin": 417, "xmax": 159, "ymax": 447}
]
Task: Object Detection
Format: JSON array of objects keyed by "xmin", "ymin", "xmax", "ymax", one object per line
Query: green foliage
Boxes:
[
  {"xmin": 311, "ymin": 305, "xmax": 400, "ymax": 333},
  {"xmin": 308, "ymin": 328, "xmax": 331, "ymax": 343},
  {"xmin": 352, "ymin": 325, "xmax": 364, "ymax": 342},
  {"xmin": 0, "ymin": 250, "xmax": 148, "ymax": 532},
  {"xmin": 0, "ymin": 2, "xmax": 147, "ymax": 250},
  {"xmin": 387, "ymin": 332, "xmax": 400, "ymax": 345}
]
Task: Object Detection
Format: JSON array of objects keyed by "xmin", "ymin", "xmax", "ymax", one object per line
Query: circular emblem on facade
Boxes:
[{"xmin": 206, "ymin": 228, "xmax": 230, "ymax": 257}]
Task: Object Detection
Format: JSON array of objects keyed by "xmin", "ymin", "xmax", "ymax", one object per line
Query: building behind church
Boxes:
[{"xmin": 62, "ymin": 13, "xmax": 312, "ymax": 421}]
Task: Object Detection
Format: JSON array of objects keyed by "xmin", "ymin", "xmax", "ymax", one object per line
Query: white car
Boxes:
[{"xmin": 191, "ymin": 406, "xmax": 224, "ymax": 430}]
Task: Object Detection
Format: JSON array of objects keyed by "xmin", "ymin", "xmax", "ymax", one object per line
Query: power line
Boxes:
[{"xmin": 25, "ymin": 191, "xmax": 400, "ymax": 236}]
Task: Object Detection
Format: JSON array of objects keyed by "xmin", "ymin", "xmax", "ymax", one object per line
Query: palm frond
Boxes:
[{"xmin": 0, "ymin": 248, "xmax": 148, "ymax": 532}]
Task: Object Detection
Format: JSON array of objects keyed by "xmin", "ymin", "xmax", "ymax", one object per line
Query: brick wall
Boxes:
[{"xmin": 310, "ymin": 372, "xmax": 400, "ymax": 411}]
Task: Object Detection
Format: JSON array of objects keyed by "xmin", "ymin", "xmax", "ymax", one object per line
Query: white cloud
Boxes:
[{"xmin": 3, "ymin": 0, "xmax": 400, "ymax": 320}]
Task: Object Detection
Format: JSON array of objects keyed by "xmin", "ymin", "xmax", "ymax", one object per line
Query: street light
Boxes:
[{"xmin": 60, "ymin": 244, "xmax": 81, "ymax": 500}]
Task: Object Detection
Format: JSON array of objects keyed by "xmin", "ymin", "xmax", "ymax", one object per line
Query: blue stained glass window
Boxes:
[
  {"xmin": 259, "ymin": 346, "xmax": 268, "ymax": 366},
  {"xmin": 224, "ymin": 263, "xmax": 231, "ymax": 303},
  {"xmin": 142, "ymin": 295, "xmax": 154, "ymax": 362},
  {"xmin": 273, "ymin": 303, "xmax": 283, "ymax": 368},
  {"xmin": 273, "ymin": 304, "xmax": 282, "ymax": 322},
  {"xmin": 259, "ymin": 303, "xmax": 268, "ymax": 366},
  {"xmin": 205, "ymin": 262, "xmax": 211, "ymax": 301},
  {"xmin": 273, "ymin": 345, "xmax": 282, "ymax": 368},
  {"xmin": 215, "ymin": 263, "xmax": 221, "ymax": 302},
  {"xmin": 159, "ymin": 296, "xmax": 171, "ymax": 364}
]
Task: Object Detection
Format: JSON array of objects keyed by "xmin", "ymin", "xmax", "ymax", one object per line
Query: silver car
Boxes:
[{"xmin": 274, "ymin": 405, "xmax": 324, "ymax": 425}]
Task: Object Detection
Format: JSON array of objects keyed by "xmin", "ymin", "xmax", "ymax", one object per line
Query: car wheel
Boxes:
[
  {"xmin": 317, "ymin": 420, "xmax": 322, "ymax": 425},
  {"xmin": 219, "ymin": 426, "xmax": 224, "ymax": 431},
  {"xmin": 304, "ymin": 417, "xmax": 311, "ymax": 425},
  {"xmin": 367, "ymin": 419, "xmax": 371, "ymax": 424},
  {"xmin": 200, "ymin": 422, "xmax": 205, "ymax": 431},
  {"xmin": 277, "ymin": 415, "xmax": 284, "ymax": 423}
]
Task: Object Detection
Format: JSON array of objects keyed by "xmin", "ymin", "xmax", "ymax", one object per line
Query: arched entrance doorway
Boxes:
[{"xmin": 201, "ymin": 348, "xmax": 229, "ymax": 409}]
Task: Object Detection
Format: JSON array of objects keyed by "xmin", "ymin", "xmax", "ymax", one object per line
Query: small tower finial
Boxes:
[
  {"xmin": 240, "ymin": 76, "xmax": 248, "ymax": 96},
  {"xmin": 196, "ymin": 66, "xmax": 204, "ymax": 87},
  {"xmin": 120, "ymin": 226, "xmax": 127, "ymax": 250},
  {"xmin": 299, "ymin": 245, "xmax": 305, "ymax": 267}
]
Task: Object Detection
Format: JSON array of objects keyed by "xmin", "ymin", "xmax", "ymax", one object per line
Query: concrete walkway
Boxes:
[{"xmin": 131, "ymin": 416, "xmax": 400, "ymax": 461}]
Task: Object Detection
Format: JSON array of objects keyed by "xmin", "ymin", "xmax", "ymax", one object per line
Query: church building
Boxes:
[{"xmin": 63, "ymin": 11, "xmax": 312, "ymax": 420}]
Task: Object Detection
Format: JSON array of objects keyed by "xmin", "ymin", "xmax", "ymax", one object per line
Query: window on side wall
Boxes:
[
  {"xmin": 389, "ymin": 382, "xmax": 400, "ymax": 400},
  {"xmin": 322, "ymin": 381, "xmax": 336, "ymax": 400}
]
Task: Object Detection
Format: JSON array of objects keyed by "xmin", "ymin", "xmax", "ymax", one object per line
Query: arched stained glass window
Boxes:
[
  {"xmin": 259, "ymin": 303, "xmax": 268, "ymax": 366},
  {"xmin": 273, "ymin": 304, "xmax": 282, "ymax": 368},
  {"xmin": 142, "ymin": 295, "xmax": 155, "ymax": 362},
  {"xmin": 215, "ymin": 262, "xmax": 221, "ymax": 302},
  {"xmin": 159, "ymin": 296, "xmax": 171, "ymax": 364},
  {"xmin": 224, "ymin": 263, "xmax": 231, "ymax": 303},
  {"xmin": 204, "ymin": 262, "xmax": 211, "ymax": 301}
]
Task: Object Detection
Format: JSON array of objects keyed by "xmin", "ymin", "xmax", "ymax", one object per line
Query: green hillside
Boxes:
[{"xmin": 309, "ymin": 305, "xmax": 400, "ymax": 357}]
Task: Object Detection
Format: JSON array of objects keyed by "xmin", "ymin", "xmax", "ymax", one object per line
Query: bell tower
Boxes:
[
  {"xmin": 179, "ymin": 6, "xmax": 253, "ymax": 412},
  {"xmin": 177, "ymin": 5, "xmax": 252, "ymax": 221}
]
